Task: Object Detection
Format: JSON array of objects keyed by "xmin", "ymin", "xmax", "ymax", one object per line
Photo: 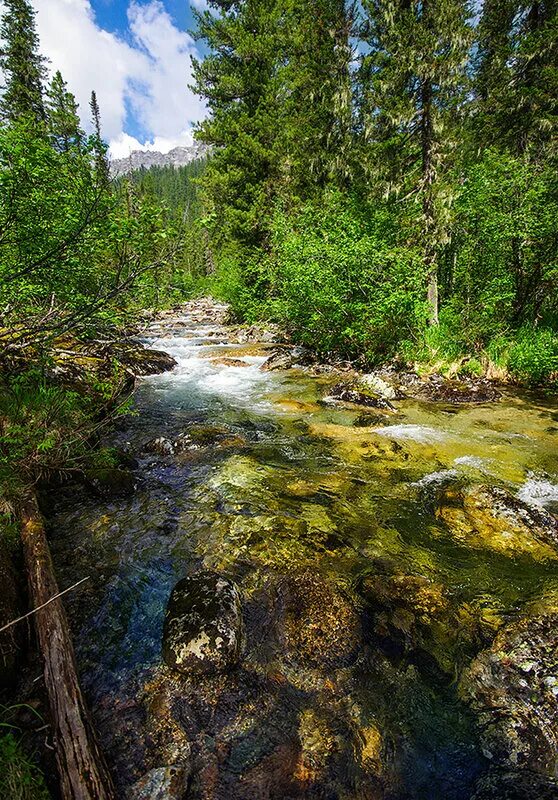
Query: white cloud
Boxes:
[
  {"xmin": 28, "ymin": 0, "xmax": 206, "ymax": 155},
  {"xmin": 109, "ymin": 129, "xmax": 194, "ymax": 159}
]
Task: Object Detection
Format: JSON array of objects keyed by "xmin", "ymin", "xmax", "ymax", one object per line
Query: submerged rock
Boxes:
[
  {"xmin": 210, "ymin": 356, "xmax": 249, "ymax": 368},
  {"xmin": 128, "ymin": 763, "xmax": 191, "ymax": 800},
  {"xmin": 162, "ymin": 571, "xmax": 243, "ymax": 675},
  {"xmin": 471, "ymin": 769, "xmax": 558, "ymax": 799},
  {"xmin": 435, "ymin": 484, "xmax": 558, "ymax": 561},
  {"xmin": 276, "ymin": 571, "xmax": 361, "ymax": 669},
  {"xmin": 84, "ymin": 467, "xmax": 137, "ymax": 498},
  {"xmin": 460, "ymin": 606, "xmax": 558, "ymax": 776}
]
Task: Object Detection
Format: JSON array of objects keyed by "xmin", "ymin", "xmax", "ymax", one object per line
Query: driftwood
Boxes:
[{"xmin": 20, "ymin": 492, "xmax": 116, "ymax": 800}]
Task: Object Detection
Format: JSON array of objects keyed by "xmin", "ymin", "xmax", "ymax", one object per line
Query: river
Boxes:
[{"xmin": 49, "ymin": 302, "xmax": 558, "ymax": 800}]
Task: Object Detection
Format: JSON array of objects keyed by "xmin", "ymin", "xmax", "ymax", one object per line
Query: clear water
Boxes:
[{"xmin": 49, "ymin": 310, "xmax": 558, "ymax": 799}]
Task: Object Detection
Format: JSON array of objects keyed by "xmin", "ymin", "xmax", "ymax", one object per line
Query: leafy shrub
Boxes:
[
  {"xmin": 268, "ymin": 192, "xmax": 425, "ymax": 362},
  {"xmin": 506, "ymin": 327, "xmax": 558, "ymax": 386}
]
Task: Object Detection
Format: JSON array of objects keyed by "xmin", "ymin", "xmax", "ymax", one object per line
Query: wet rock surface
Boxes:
[
  {"xmin": 436, "ymin": 484, "xmax": 558, "ymax": 560},
  {"xmin": 84, "ymin": 467, "xmax": 137, "ymax": 498},
  {"xmin": 162, "ymin": 571, "xmax": 243, "ymax": 675},
  {"xmin": 275, "ymin": 571, "xmax": 362, "ymax": 669},
  {"xmin": 128, "ymin": 763, "xmax": 191, "ymax": 800},
  {"xmin": 460, "ymin": 606, "xmax": 558, "ymax": 777},
  {"xmin": 323, "ymin": 381, "xmax": 396, "ymax": 410}
]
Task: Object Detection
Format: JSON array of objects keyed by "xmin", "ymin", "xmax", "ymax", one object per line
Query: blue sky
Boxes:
[{"xmin": 29, "ymin": 0, "xmax": 209, "ymax": 157}]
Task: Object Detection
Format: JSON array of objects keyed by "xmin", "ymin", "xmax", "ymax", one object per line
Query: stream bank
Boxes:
[{"xmin": 44, "ymin": 298, "xmax": 558, "ymax": 799}]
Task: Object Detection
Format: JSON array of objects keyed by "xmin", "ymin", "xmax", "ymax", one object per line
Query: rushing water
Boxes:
[{"xmin": 49, "ymin": 307, "xmax": 558, "ymax": 799}]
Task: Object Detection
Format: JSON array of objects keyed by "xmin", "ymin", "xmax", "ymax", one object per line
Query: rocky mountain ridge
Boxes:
[{"xmin": 110, "ymin": 142, "xmax": 210, "ymax": 177}]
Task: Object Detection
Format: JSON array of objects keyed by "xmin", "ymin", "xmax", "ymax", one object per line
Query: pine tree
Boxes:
[
  {"xmin": 360, "ymin": 0, "xmax": 472, "ymax": 324},
  {"xmin": 89, "ymin": 90, "xmax": 110, "ymax": 186},
  {"xmin": 191, "ymin": 0, "xmax": 283, "ymax": 246},
  {"xmin": 46, "ymin": 70, "xmax": 84, "ymax": 152},
  {"xmin": 0, "ymin": 0, "xmax": 46, "ymax": 123},
  {"xmin": 475, "ymin": 1, "xmax": 558, "ymax": 156},
  {"xmin": 278, "ymin": 0, "xmax": 356, "ymax": 196}
]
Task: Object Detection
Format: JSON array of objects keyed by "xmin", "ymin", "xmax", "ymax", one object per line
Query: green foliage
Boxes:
[
  {"xmin": 0, "ymin": 732, "xmax": 50, "ymax": 800},
  {"xmin": 505, "ymin": 327, "xmax": 558, "ymax": 386}
]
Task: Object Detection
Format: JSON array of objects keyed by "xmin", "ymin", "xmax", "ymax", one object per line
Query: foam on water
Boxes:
[
  {"xmin": 142, "ymin": 326, "xmax": 274, "ymax": 405},
  {"xmin": 373, "ymin": 424, "xmax": 446, "ymax": 443},
  {"xmin": 517, "ymin": 477, "xmax": 558, "ymax": 509}
]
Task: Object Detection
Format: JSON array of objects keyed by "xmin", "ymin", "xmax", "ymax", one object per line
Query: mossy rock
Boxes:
[
  {"xmin": 84, "ymin": 467, "xmax": 137, "ymax": 498},
  {"xmin": 460, "ymin": 607, "xmax": 558, "ymax": 777},
  {"xmin": 436, "ymin": 484, "xmax": 558, "ymax": 561},
  {"xmin": 162, "ymin": 571, "xmax": 243, "ymax": 675}
]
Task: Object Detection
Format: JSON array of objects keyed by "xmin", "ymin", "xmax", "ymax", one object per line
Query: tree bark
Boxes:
[{"xmin": 20, "ymin": 492, "xmax": 116, "ymax": 800}]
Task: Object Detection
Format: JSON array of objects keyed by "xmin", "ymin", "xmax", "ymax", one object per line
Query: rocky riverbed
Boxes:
[{"xmin": 44, "ymin": 299, "xmax": 558, "ymax": 799}]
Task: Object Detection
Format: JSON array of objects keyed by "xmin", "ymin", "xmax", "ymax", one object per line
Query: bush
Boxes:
[
  {"xmin": 506, "ymin": 327, "xmax": 558, "ymax": 386},
  {"xmin": 268, "ymin": 192, "xmax": 425, "ymax": 362}
]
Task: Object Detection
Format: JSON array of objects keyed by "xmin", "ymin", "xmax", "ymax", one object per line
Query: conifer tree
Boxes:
[
  {"xmin": 360, "ymin": 0, "xmax": 472, "ymax": 325},
  {"xmin": 474, "ymin": 1, "xmax": 558, "ymax": 155},
  {"xmin": 90, "ymin": 90, "xmax": 110, "ymax": 186},
  {"xmin": 46, "ymin": 70, "xmax": 84, "ymax": 152},
  {"xmin": 278, "ymin": 0, "xmax": 355, "ymax": 195},
  {"xmin": 191, "ymin": 0, "xmax": 282, "ymax": 246},
  {"xmin": 0, "ymin": 0, "xmax": 46, "ymax": 123}
]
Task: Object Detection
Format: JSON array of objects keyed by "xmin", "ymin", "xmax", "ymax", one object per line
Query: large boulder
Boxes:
[
  {"xmin": 435, "ymin": 484, "xmax": 558, "ymax": 561},
  {"xmin": 460, "ymin": 606, "xmax": 558, "ymax": 777},
  {"xmin": 162, "ymin": 571, "xmax": 243, "ymax": 675}
]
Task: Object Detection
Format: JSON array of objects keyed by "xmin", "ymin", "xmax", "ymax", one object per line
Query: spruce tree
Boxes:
[
  {"xmin": 89, "ymin": 90, "xmax": 110, "ymax": 186},
  {"xmin": 360, "ymin": 0, "xmax": 472, "ymax": 325},
  {"xmin": 46, "ymin": 70, "xmax": 84, "ymax": 152},
  {"xmin": 0, "ymin": 0, "xmax": 46, "ymax": 123},
  {"xmin": 191, "ymin": 0, "xmax": 282, "ymax": 246},
  {"xmin": 278, "ymin": 0, "xmax": 355, "ymax": 196}
]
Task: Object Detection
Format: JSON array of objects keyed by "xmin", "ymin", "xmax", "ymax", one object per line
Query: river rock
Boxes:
[
  {"xmin": 435, "ymin": 484, "xmax": 558, "ymax": 561},
  {"xmin": 460, "ymin": 607, "xmax": 558, "ymax": 776},
  {"xmin": 128, "ymin": 764, "xmax": 191, "ymax": 800},
  {"xmin": 414, "ymin": 374, "xmax": 501, "ymax": 403},
  {"xmin": 84, "ymin": 467, "xmax": 137, "ymax": 498},
  {"xmin": 471, "ymin": 769, "xmax": 558, "ymax": 800},
  {"xmin": 162, "ymin": 571, "xmax": 243, "ymax": 675},
  {"xmin": 359, "ymin": 373, "xmax": 404, "ymax": 401},
  {"xmin": 276, "ymin": 571, "xmax": 361, "ymax": 669},
  {"xmin": 261, "ymin": 346, "xmax": 314, "ymax": 371},
  {"xmin": 119, "ymin": 346, "xmax": 178, "ymax": 377},
  {"xmin": 323, "ymin": 382, "xmax": 395, "ymax": 410}
]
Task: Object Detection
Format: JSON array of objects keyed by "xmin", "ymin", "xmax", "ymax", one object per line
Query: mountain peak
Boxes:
[{"xmin": 110, "ymin": 142, "xmax": 210, "ymax": 176}]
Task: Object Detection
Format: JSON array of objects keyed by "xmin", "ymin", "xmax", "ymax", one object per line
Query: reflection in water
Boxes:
[{"xmin": 49, "ymin": 311, "xmax": 558, "ymax": 799}]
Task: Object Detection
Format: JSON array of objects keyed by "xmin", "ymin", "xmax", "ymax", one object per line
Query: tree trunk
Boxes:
[
  {"xmin": 20, "ymin": 492, "xmax": 116, "ymax": 800},
  {"xmin": 421, "ymin": 77, "xmax": 439, "ymax": 326}
]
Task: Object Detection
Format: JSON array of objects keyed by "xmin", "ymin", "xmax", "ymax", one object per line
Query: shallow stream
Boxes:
[{"xmin": 49, "ymin": 306, "xmax": 558, "ymax": 799}]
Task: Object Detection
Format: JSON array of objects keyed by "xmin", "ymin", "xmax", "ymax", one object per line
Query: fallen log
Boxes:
[{"xmin": 20, "ymin": 491, "xmax": 116, "ymax": 800}]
